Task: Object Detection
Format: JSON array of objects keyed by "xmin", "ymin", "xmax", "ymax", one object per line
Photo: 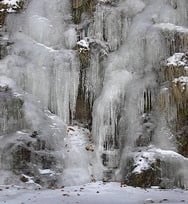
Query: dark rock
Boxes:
[
  {"xmin": 75, "ymin": 81, "xmax": 92, "ymax": 124},
  {"xmin": 159, "ymin": 198, "xmax": 169, "ymax": 203},
  {"xmin": 144, "ymin": 199, "xmax": 155, "ymax": 203},
  {"xmin": 30, "ymin": 131, "xmax": 38, "ymax": 138},
  {"xmin": 124, "ymin": 158, "xmax": 161, "ymax": 188},
  {"xmin": 62, "ymin": 194, "xmax": 70, "ymax": 197},
  {"xmin": 20, "ymin": 175, "xmax": 29, "ymax": 183},
  {"xmin": 176, "ymin": 123, "xmax": 188, "ymax": 157}
]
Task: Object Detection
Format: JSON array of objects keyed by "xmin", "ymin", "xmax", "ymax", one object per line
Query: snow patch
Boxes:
[
  {"xmin": 155, "ymin": 23, "xmax": 188, "ymax": 33},
  {"xmin": 132, "ymin": 147, "xmax": 188, "ymax": 174},
  {"xmin": 39, "ymin": 169, "xmax": 55, "ymax": 176},
  {"xmin": 173, "ymin": 76, "xmax": 188, "ymax": 85},
  {"xmin": 77, "ymin": 39, "xmax": 90, "ymax": 50},
  {"xmin": 167, "ymin": 53, "xmax": 187, "ymax": 66}
]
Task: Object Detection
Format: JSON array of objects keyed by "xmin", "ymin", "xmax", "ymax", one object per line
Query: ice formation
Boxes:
[{"xmin": 0, "ymin": 0, "xmax": 188, "ymax": 188}]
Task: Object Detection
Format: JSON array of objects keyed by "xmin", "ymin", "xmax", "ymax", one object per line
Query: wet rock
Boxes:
[
  {"xmin": 176, "ymin": 125, "xmax": 188, "ymax": 157},
  {"xmin": 75, "ymin": 77, "xmax": 92, "ymax": 124}
]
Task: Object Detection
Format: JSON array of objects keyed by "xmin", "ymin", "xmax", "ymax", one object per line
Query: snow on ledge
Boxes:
[
  {"xmin": 132, "ymin": 151, "xmax": 155, "ymax": 174},
  {"xmin": 167, "ymin": 53, "xmax": 187, "ymax": 67},
  {"xmin": 154, "ymin": 23, "xmax": 188, "ymax": 33},
  {"xmin": 173, "ymin": 76, "xmax": 188, "ymax": 85},
  {"xmin": 77, "ymin": 39, "xmax": 90, "ymax": 50},
  {"xmin": 132, "ymin": 147, "xmax": 188, "ymax": 174},
  {"xmin": 39, "ymin": 169, "xmax": 55, "ymax": 175}
]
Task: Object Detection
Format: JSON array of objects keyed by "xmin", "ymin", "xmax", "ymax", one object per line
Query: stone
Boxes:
[{"xmin": 20, "ymin": 175, "xmax": 29, "ymax": 182}]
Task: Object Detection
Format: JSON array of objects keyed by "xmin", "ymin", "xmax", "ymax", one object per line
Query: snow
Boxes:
[
  {"xmin": 2, "ymin": 0, "xmax": 18, "ymax": 5},
  {"xmin": 21, "ymin": 174, "xmax": 36, "ymax": 185},
  {"xmin": 77, "ymin": 39, "xmax": 90, "ymax": 50},
  {"xmin": 173, "ymin": 76, "xmax": 188, "ymax": 85},
  {"xmin": 0, "ymin": 182, "xmax": 188, "ymax": 204},
  {"xmin": 152, "ymin": 148, "xmax": 186, "ymax": 159},
  {"xmin": 155, "ymin": 23, "xmax": 188, "ymax": 33},
  {"xmin": 98, "ymin": 0, "xmax": 110, "ymax": 3},
  {"xmin": 1, "ymin": 0, "xmax": 23, "ymax": 13},
  {"xmin": 167, "ymin": 53, "xmax": 188, "ymax": 67},
  {"xmin": 132, "ymin": 151, "xmax": 156, "ymax": 174},
  {"xmin": 38, "ymin": 169, "xmax": 55, "ymax": 175},
  {"xmin": 132, "ymin": 147, "xmax": 188, "ymax": 174}
]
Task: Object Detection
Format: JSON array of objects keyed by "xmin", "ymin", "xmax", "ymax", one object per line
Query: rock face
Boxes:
[
  {"xmin": 0, "ymin": 0, "xmax": 188, "ymax": 189},
  {"xmin": 1, "ymin": 132, "xmax": 58, "ymax": 187},
  {"xmin": 0, "ymin": 79, "xmax": 65, "ymax": 187},
  {"xmin": 72, "ymin": 0, "xmax": 96, "ymax": 24},
  {"xmin": 124, "ymin": 148, "xmax": 188, "ymax": 188},
  {"xmin": 0, "ymin": 0, "xmax": 25, "ymax": 26},
  {"xmin": 0, "ymin": 83, "xmax": 24, "ymax": 134},
  {"xmin": 159, "ymin": 52, "xmax": 188, "ymax": 157},
  {"xmin": 124, "ymin": 51, "xmax": 188, "ymax": 188}
]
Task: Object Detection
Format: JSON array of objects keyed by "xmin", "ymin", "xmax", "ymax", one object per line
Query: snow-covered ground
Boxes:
[{"xmin": 0, "ymin": 182, "xmax": 188, "ymax": 204}]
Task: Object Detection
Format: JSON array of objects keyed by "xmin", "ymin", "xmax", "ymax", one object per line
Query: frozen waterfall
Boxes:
[{"xmin": 0, "ymin": 0, "xmax": 188, "ymax": 188}]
